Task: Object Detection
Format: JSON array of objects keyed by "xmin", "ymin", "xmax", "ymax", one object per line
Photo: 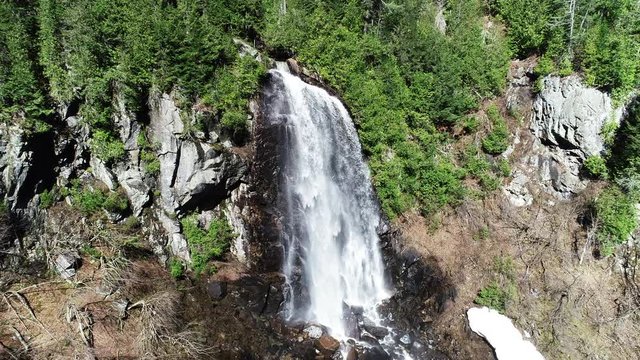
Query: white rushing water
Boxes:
[{"xmin": 264, "ymin": 69, "xmax": 391, "ymax": 339}]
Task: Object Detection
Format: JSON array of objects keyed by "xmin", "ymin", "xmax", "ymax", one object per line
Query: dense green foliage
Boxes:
[
  {"xmin": 583, "ymin": 155, "xmax": 609, "ymax": 179},
  {"xmin": 491, "ymin": 0, "xmax": 640, "ymax": 97},
  {"xmin": 589, "ymin": 100, "xmax": 640, "ymax": 256},
  {"xmin": 475, "ymin": 256, "xmax": 517, "ymax": 312},
  {"xmin": 180, "ymin": 214, "xmax": 234, "ymax": 275},
  {"xmin": 593, "ymin": 185, "xmax": 638, "ymax": 257},
  {"xmin": 1, "ymin": 0, "xmax": 266, "ymax": 161},
  {"xmin": 2, "ymin": 0, "xmax": 638, "ymax": 222},
  {"xmin": 66, "ymin": 181, "xmax": 129, "ymax": 216},
  {"xmin": 481, "ymin": 105, "xmax": 510, "ymax": 155},
  {"xmin": 169, "ymin": 258, "xmax": 185, "ymax": 279},
  {"xmin": 262, "ymin": 0, "xmax": 511, "ymax": 216}
]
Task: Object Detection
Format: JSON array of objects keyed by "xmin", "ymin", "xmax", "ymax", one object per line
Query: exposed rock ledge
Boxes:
[{"xmin": 505, "ymin": 74, "xmax": 624, "ymax": 206}]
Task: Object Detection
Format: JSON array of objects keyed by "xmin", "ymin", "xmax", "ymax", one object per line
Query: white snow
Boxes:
[{"xmin": 467, "ymin": 307, "xmax": 545, "ymax": 360}]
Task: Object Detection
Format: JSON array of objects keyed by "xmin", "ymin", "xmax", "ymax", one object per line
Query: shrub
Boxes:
[
  {"xmin": 169, "ymin": 258, "xmax": 184, "ymax": 279},
  {"xmin": 497, "ymin": 158, "xmax": 511, "ymax": 177},
  {"xmin": 482, "ymin": 105, "xmax": 509, "ymax": 155},
  {"xmin": 593, "ymin": 185, "xmax": 638, "ymax": 257},
  {"xmin": 475, "ymin": 282, "xmax": 510, "ymax": 313},
  {"xmin": 39, "ymin": 187, "xmax": 57, "ymax": 209},
  {"xmin": 71, "ymin": 183, "xmax": 129, "ymax": 217},
  {"xmin": 103, "ymin": 191, "xmax": 129, "ymax": 214},
  {"xmin": 583, "ymin": 155, "xmax": 609, "ymax": 179},
  {"xmin": 75, "ymin": 188, "xmax": 107, "ymax": 215},
  {"xmin": 81, "ymin": 245, "xmax": 102, "ymax": 261},
  {"xmin": 180, "ymin": 214, "xmax": 234, "ymax": 275},
  {"xmin": 479, "ymin": 173, "xmax": 500, "ymax": 192},
  {"xmin": 91, "ymin": 130, "xmax": 125, "ymax": 165},
  {"xmin": 462, "ymin": 116, "xmax": 480, "ymax": 134}
]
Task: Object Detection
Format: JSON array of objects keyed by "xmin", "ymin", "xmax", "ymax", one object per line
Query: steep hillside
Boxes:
[{"xmin": 1, "ymin": 1, "xmax": 639, "ymax": 359}]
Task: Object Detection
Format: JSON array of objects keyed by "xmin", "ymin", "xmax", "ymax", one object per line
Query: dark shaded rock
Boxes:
[
  {"xmin": 346, "ymin": 346, "xmax": 358, "ymax": 360},
  {"xmin": 365, "ymin": 325, "xmax": 389, "ymax": 339},
  {"xmin": 207, "ymin": 281, "xmax": 228, "ymax": 300},
  {"xmin": 360, "ymin": 346, "xmax": 391, "ymax": 360}
]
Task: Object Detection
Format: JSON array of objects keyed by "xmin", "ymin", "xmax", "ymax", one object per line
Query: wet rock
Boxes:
[
  {"xmin": 398, "ymin": 334, "xmax": 412, "ymax": 346},
  {"xmin": 303, "ymin": 325, "xmax": 323, "ymax": 339},
  {"xmin": 362, "ymin": 318, "xmax": 388, "ymax": 339},
  {"xmin": 315, "ymin": 334, "xmax": 340, "ymax": 355},
  {"xmin": 360, "ymin": 346, "xmax": 390, "ymax": 360},
  {"xmin": 286, "ymin": 58, "xmax": 301, "ymax": 75},
  {"xmin": 207, "ymin": 281, "xmax": 227, "ymax": 300},
  {"xmin": 55, "ymin": 252, "xmax": 80, "ymax": 279},
  {"xmin": 346, "ymin": 346, "xmax": 358, "ymax": 360},
  {"xmin": 365, "ymin": 325, "xmax": 389, "ymax": 339}
]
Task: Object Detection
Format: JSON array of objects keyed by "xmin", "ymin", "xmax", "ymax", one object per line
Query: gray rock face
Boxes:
[
  {"xmin": 225, "ymin": 183, "xmax": 250, "ymax": 264},
  {"xmin": 55, "ymin": 252, "xmax": 80, "ymax": 280},
  {"xmin": 149, "ymin": 92, "xmax": 246, "ymax": 214},
  {"xmin": 532, "ymin": 76, "xmax": 611, "ymax": 157},
  {"xmin": 116, "ymin": 168, "xmax": 150, "ymax": 216},
  {"xmin": 0, "ymin": 125, "xmax": 31, "ymax": 209},
  {"xmin": 529, "ymin": 75, "xmax": 617, "ymax": 198},
  {"xmin": 90, "ymin": 155, "xmax": 117, "ymax": 191},
  {"xmin": 503, "ymin": 170, "xmax": 533, "ymax": 207}
]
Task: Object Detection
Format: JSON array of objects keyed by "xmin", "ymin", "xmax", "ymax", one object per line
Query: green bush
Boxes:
[
  {"xmin": 482, "ymin": 105, "xmax": 510, "ymax": 155},
  {"xmin": 593, "ymin": 185, "xmax": 638, "ymax": 257},
  {"xmin": 75, "ymin": 188, "xmax": 107, "ymax": 215},
  {"xmin": 81, "ymin": 245, "xmax": 102, "ymax": 261},
  {"xmin": 91, "ymin": 130, "xmax": 125, "ymax": 165},
  {"xmin": 103, "ymin": 191, "xmax": 129, "ymax": 214},
  {"xmin": 181, "ymin": 214, "xmax": 235, "ymax": 275},
  {"xmin": 39, "ymin": 188, "xmax": 57, "ymax": 209},
  {"xmin": 497, "ymin": 158, "xmax": 511, "ymax": 177},
  {"xmin": 584, "ymin": 155, "xmax": 609, "ymax": 179},
  {"xmin": 169, "ymin": 258, "xmax": 184, "ymax": 279},
  {"xmin": 71, "ymin": 183, "xmax": 129, "ymax": 217},
  {"xmin": 475, "ymin": 282, "xmax": 510, "ymax": 313}
]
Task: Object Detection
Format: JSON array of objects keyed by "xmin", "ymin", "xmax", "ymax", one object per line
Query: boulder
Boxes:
[
  {"xmin": 55, "ymin": 252, "xmax": 80, "ymax": 280},
  {"xmin": 116, "ymin": 168, "xmax": 150, "ymax": 216},
  {"xmin": 207, "ymin": 281, "xmax": 228, "ymax": 300},
  {"xmin": 529, "ymin": 75, "xmax": 620, "ymax": 198},
  {"xmin": 315, "ymin": 334, "xmax": 340, "ymax": 355},
  {"xmin": 362, "ymin": 318, "xmax": 388, "ymax": 339},
  {"xmin": 303, "ymin": 325, "xmax": 323, "ymax": 339},
  {"xmin": 346, "ymin": 346, "xmax": 359, "ymax": 360},
  {"xmin": 148, "ymin": 93, "xmax": 246, "ymax": 215},
  {"xmin": 90, "ymin": 156, "xmax": 117, "ymax": 191},
  {"xmin": 503, "ymin": 170, "xmax": 533, "ymax": 207}
]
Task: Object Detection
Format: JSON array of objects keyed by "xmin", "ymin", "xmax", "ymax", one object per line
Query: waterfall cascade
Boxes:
[{"xmin": 263, "ymin": 69, "xmax": 391, "ymax": 338}]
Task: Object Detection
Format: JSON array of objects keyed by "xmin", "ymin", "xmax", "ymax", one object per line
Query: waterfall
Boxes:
[{"xmin": 263, "ymin": 69, "xmax": 391, "ymax": 339}]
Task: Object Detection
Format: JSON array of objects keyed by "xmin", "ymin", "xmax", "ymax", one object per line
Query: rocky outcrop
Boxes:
[
  {"xmin": 529, "ymin": 75, "xmax": 617, "ymax": 198},
  {"xmin": 0, "ymin": 125, "xmax": 31, "ymax": 209},
  {"xmin": 504, "ymin": 73, "xmax": 622, "ymax": 205},
  {"xmin": 148, "ymin": 93, "xmax": 246, "ymax": 214}
]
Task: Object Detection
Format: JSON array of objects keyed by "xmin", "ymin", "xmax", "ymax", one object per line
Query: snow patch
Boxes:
[{"xmin": 467, "ymin": 307, "xmax": 545, "ymax": 360}]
